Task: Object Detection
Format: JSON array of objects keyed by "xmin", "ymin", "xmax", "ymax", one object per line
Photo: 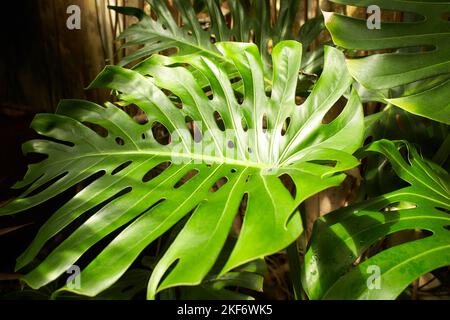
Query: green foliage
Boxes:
[
  {"xmin": 324, "ymin": 0, "xmax": 450, "ymax": 124},
  {"xmin": 4, "ymin": 257, "xmax": 265, "ymax": 300},
  {"xmin": 303, "ymin": 140, "xmax": 450, "ymax": 299},
  {"xmin": 177, "ymin": 259, "xmax": 267, "ymax": 300},
  {"xmin": 111, "ymin": 0, "xmax": 325, "ymax": 70},
  {"xmin": 0, "ymin": 41, "xmax": 363, "ymax": 299},
  {"xmin": 2, "ymin": 0, "xmax": 448, "ymax": 301},
  {"xmin": 363, "ymin": 105, "xmax": 450, "ymax": 196}
]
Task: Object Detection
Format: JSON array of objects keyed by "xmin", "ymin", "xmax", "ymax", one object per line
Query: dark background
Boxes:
[{"xmin": 0, "ymin": 0, "xmax": 128, "ymax": 292}]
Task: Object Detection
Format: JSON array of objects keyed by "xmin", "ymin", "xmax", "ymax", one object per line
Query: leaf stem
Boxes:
[{"xmin": 287, "ymin": 240, "xmax": 306, "ymax": 300}]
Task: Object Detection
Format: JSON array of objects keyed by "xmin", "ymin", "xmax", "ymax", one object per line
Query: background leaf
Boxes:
[
  {"xmin": 303, "ymin": 140, "xmax": 450, "ymax": 299},
  {"xmin": 324, "ymin": 0, "xmax": 450, "ymax": 124}
]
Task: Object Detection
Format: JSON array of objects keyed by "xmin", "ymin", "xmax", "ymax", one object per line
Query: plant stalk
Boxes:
[{"xmin": 287, "ymin": 240, "xmax": 306, "ymax": 300}]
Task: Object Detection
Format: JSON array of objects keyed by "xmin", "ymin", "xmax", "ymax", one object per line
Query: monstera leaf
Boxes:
[
  {"xmin": 323, "ymin": 0, "xmax": 450, "ymax": 124},
  {"xmin": 111, "ymin": 0, "xmax": 325, "ymax": 70},
  {"xmin": 0, "ymin": 41, "xmax": 363, "ymax": 299},
  {"xmin": 363, "ymin": 105, "xmax": 449, "ymax": 196},
  {"xmin": 303, "ymin": 140, "xmax": 450, "ymax": 300},
  {"xmin": 178, "ymin": 259, "xmax": 267, "ymax": 300}
]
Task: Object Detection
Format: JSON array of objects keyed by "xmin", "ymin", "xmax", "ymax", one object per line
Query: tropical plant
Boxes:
[
  {"xmin": 3, "ymin": 257, "xmax": 266, "ymax": 300},
  {"xmin": 111, "ymin": 0, "xmax": 324, "ymax": 68},
  {"xmin": 0, "ymin": 40, "xmax": 363, "ymax": 299},
  {"xmin": 303, "ymin": 140, "xmax": 450, "ymax": 299},
  {"xmin": 111, "ymin": 0, "xmax": 326, "ymax": 94},
  {"xmin": 323, "ymin": 0, "xmax": 450, "ymax": 124},
  {"xmin": 1, "ymin": 0, "xmax": 449, "ymax": 301},
  {"xmin": 363, "ymin": 105, "xmax": 449, "ymax": 197}
]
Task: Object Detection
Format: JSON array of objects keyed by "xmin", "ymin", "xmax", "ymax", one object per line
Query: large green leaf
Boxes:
[
  {"xmin": 0, "ymin": 41, "xmax": 363, "ymax": 299},
  {"xmin": 303, "ymin": 140, "xmax": 450, "ymax": 300},
  {"xmin": 323, "ymin": 0, "xmax": 450, "ymax": 124}
]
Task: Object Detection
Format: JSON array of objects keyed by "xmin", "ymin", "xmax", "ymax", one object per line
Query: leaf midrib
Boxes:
[{"xmin": 40, "ymin": 150, "xmax": 275, "ymax": 170}]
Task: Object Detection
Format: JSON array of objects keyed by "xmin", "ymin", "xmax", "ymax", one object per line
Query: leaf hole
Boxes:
[
  {"xmin": 322, "ymin": 98, "xmax": 346, "ymax": 124},
  {"xmin": 281, "ymin": 117, "xmax": 291, "ymax": 136},
  {"xmin": 203, "ymin": 85, "xmax": 214, "ymax": 100},
  {"xmin": 24, "ymin": 171, "xmax": 69, "ymax": 198},
  {"xmin": 162, "ymin": 89, "xmax": 182, "ymax": 108},
  {"xmin": 307, "ymin": 160, "xmax": 337, "ymax": 168},
  {"xmin": 232, "ymin": 193, "xmax": 248, "ymax": 237},
  {"xmin": 230, "ymin": 77, "xmax": 242, "ymax": 84},
  {"xmin": 436, "ymin": 207, "xmax": 450, "ymax": 214},
  {"xmin": 42, "ymin": 136, "xmax": 75, "ymax": 147},
  {"xmin": 398, "ymin": 145, "xmax": 411, "ymax": 165},
  {"xmin": 142, "ymin": 161, "xmax": 171, "ymax": 183},
  {"xmin": 295, "ymin": 96, "xmax": 305, "ymax": 106},
  {"xmin": 152, "ymin": 122, "xmax": 171, "ymax": 145},
  {"xmin": 278, "ymin": 174, "xmax": 296, "ymax": 199},
  {"xmin": 443, "ymin": 12, "xmax": 450, "ymax": 21},
  {"xmin": 360, "ymin": 229, "xmax": 433, "ymax": 261},
  {"xmin": 111, "ymin": 161, "xmax": 133, "ymax": 176},
  {"xmin": 241, "ymin": 117, "xmax": 249, "ymax": 132},
  {"xmin": 174, "ymin": 169, "xmax": 199, "ymax": 189},
  {"xmin": 210, "ymin": 177, "xmax": 228, "ymax": 192},
  {"xmin": 185, "ymin": 117, "xmax": 202, "ymax": 143},
  {"xmin": 82, "ymin": 122, "xmax": 108, "ymax": 137},
  {"xmin": 389, "ymin": 228, "xmax": 433, "ymax": 243},
  {"xmin": 44, "ymin": 184, "xmax": 131, "ymax": 258},
  {"xmin": 214, "ymin": 111, "xmax": 226, "ymax": 131},
  {"xmin": 123, "ymin": 104, "xmax": 148, "ymax": 125},
  {"xmin": 262, "ymin": 113, "xmax": 268, "ymax": 133},
  {"xmin": 235, "ymin": 91, "xmax": 244, "ymax": 105},
  {"xmin": 115, "ymin": 137, "xmax": 125, "ymax": 146},
  {"xmin": 25, "ymin": 152, "xmax": 49, "ymax": 164}
]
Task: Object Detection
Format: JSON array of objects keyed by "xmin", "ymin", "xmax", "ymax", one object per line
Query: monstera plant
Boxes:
[
  {"xmin": 0, "ymin": 41, "xmax": 363, "ymax": 299},
  {"xmin": 110, "ymin": 0, "xmax": 325, "ymax": 94},
  {"xmin": 110, "ymin": 0, "xmax": 324, "ymax": 68},
  {"xmin": 1, "ymin": 0, "xmax": 449, "ymax": 300},
  {"xmin": 303, "ymin": 140, "xmax": 450, "ymax": 299},
  {"xmin": 323, "ymin": 0, "xmax": 450, "ymax": 124}
]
